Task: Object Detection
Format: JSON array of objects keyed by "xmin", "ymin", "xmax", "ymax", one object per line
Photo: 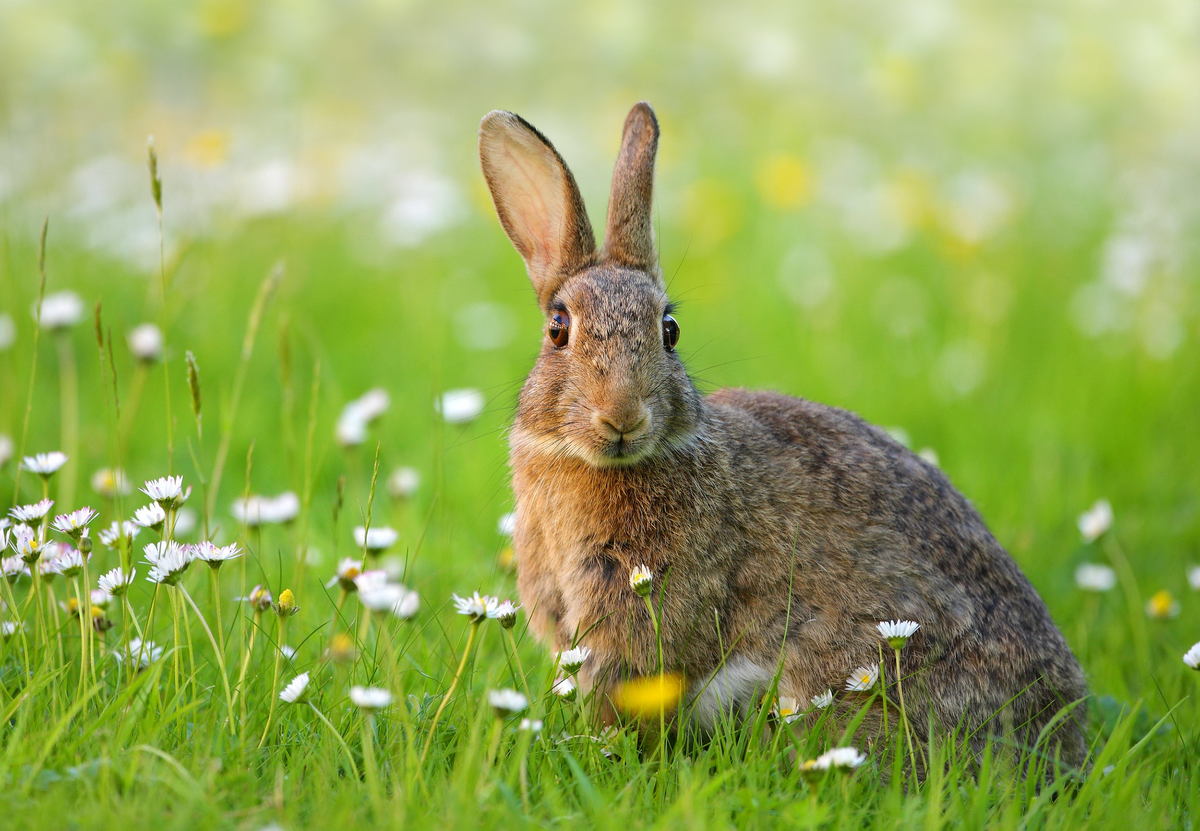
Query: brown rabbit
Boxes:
[{"xmin": 479, "ymin": 102, "xmax": 1088, "ymax": 770}]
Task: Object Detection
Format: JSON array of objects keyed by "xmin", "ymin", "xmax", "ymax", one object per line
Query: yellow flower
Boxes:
[
  {"xmin": 276, "ymin": 588, "xmax": 299, "ymax": 618},
  {"xmin": 612, "ymin": 673, "xmax": 685, "ymax": 718},
  {"xmin": 1146, "ymin": 590, "xmax": 1180, "ymax": 620}
]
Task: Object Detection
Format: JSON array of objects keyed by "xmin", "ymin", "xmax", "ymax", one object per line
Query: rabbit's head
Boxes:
[{"xmin": 480, "ymin": 103, "xmax": 701, "ymax": 467}]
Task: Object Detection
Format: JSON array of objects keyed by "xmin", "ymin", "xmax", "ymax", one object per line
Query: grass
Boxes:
[{"xmin": 1, "ymin": 63, "xmax": 1199, "ymax": 831}]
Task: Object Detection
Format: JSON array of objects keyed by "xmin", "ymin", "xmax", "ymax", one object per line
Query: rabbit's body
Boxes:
[{"xmin": 480, "ymin": 103, "xmax": 1087, "ymax": 769}]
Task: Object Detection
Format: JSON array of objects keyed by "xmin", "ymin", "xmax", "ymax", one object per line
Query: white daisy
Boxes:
[
  {"xmin": 1, "ymin": 621, "xmax": 22, "ymax": 639},
  {"xmin": 21, "ymin": 452, "xmax": 68, "ymax": 478},
  {"xmin": 132, "ymin": 503, "xmax": 167, "ymax": 531},
  {"xmin": 326, "ymin": 557, "xmax": 363, "ymax": 592},
  {"xmin": 1075, "ymin": 563, "xmax": 1117, "ymax": 592},
  {"xmin": 845, "ymin": 664, "xmax": 880, "ymax": 693},
  {"xmin": 359, "ymin": 582, "xmax": 420, "ymax": 619},
  {"xmin": 437, "ymin": 388, "xmax": 485, "ymax": 425},
  {"xmin": 1078, "ymin": 500, "xmax": 1113, "ymax": 544},
  {"xmin": 143, "ymin": 541, "xmax": 193, "ymax": 585},
  {"xmin": 804, "ymin": 746, "xmax": 867, "ymax": 772},
  {"xmin": 54, "ymin": 547, "xmax": 88, "ymax": 578},
  {"xmin": 10, "ymin": 526, "xmax": 45, "ymax": 564},
  {"xmin": 10, "ymin": 498, "xmax": 54, "ymax": 524},
  {"xmin": 489, "ymin": 599, "xmax": 520, "ymax": 629},
  {"xmin": 877, "ymin": 619, "xmax": 920, "ymax": 650},
  {"xmin": 238, "ymin": 584, "xmax": 273, "ymax": 611},
  {"xmin": 557, "ymin": 646, "xmax": 592, "ymax": 675},
  {"xmin": 192, "ymin": 541, "xmax": 242, "ymax": 569},
  {"xmin": 775, "ymin": 696, "xmax": 803, "ymax": 724},
  {"xmin": 98, "ymin": 567, "xmax": 137, "ymax": 597},
  {"xmin": 1187, "ymin": 566, "xmax": 1200, "ymax": 592},
  {"xmin": 629, "ymin": 564, "xmax": 653, "ymax": 596},
  {"xmin": 453, "ymin": 591, "xmax": 498, "ymax": 621},
  {"xmin": 280, "ymin": 644, "xmax": 297, "ymax": 660},
  {"xmin": 487, "ymin": 688, "xmax": 528, "ymax": 716},
  {"xmin": 127, "ymin": 323, "xmax": 164, "ymax": 362},
  {"xmin": 266, "ymin": 492, "xmax": 300, "ymax": 524},
  {"xmin": 91, "ymin": 467, "xmax": 132, "ymax": 498},
  {"xmin": 36, "ymin": 291, "xmax": 84, "ymax": 331},
  {"xmin": 552, "ymin": 677, "xmax": 577, "ymax": 701},
  {"xmin": 349, "ymin": 686, "xmax": 393, "ymax": 710},
  {"xmin": 141, "ymin": 475, "xmax": 190, "ymax": 508},
  {"xmin": 0, "ymin": 434, "xmax": 12, "ymax": 467},
  {"xmin": 2, "ymin": 556, "xmax": 28, "ymax": 581},
  {"xmin": 810, "ymin": 689, "xmax": 834, "ymax": 709},
  {"xmin": 98, "ymin": 521, "xmax": 140, "ymax": 549},
  {"xmin": 353, "ymin": 525, "xmax": 399, "ymax": 554},
  {"xmin": 519, "ymin": 718, "xmax": 543, "ymax": 734},
  {"xmin": 1184, "ymin": 642, "xmax": 1200, "ymax": 670},
  {"xmin": 91, "ymin": 588, "xmax": 114, "ymax": 609},
  {"xmin": 280, "ymin": 672, "xmax": 311, "ymax": 703},
  {"xmin": 116, "ymin": 637, "xmax": 163, "ymax": 669},
  {"xmin": 497, "ymin": 512, "xmax": 516, "ymax": 536},
  {"xmin": 51, "ymin": 507, "xmax": 98, "ymax": 540},
  {"xmin": 387, "ymin": 466, "xmax": 420, "ymax": 499}
]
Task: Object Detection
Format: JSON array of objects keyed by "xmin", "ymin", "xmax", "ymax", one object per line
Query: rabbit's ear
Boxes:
[
  {"xmin": 479, "ymin": 111, "xmax": 596, "ymax": 308},
  {"xmin": 602, "ymin": 102, "xmax": 660, "ymax": 274}
]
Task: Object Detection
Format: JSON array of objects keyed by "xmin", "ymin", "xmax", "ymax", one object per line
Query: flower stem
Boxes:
[
  {"xmin": 179, "ymin": 584, "xmax": 237, "ymax": 734},
  {"xmin": 308, "ymin": 701, "xmax": 359, "ymax": 778},
  {"xmin": 361, "ymin": 714, "xmax": 384, "ymax": 815},
  {"xmin": 642, "ymin": 594, "xmax": 666, "ymax": 765},
  {"xmin": 257, "ymin": 615, "xmax": 286, "ymax": 748},
  {"xmin": 505, "ymin": 628, "xmax": 532, "ymax": 702},
  {"xmin": 894, "ymin": 647, "xmax": 917, "ymax": 768},
  {"xmin": 420, "ymin": 620, "xmax": 479, "ymax": 765}
]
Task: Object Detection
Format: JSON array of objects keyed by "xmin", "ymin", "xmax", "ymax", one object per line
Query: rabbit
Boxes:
[{"xmin": 478, "ymin": 102, "xmax": 1088, "ymax": 771}]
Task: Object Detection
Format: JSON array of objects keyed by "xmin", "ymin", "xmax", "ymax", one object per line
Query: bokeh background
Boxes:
[{"xmin": 2, "ymin": 0, "xmax": 1199, "ymax": 696}]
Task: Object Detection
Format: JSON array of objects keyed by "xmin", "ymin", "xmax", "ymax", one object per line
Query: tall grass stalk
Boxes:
[
  {"xmin": 178, "ymin": 582, "xmax": 236, "ymax": 734},
  {"xmin": 147, "ymin": 137, "xmax": 174, "ymax": 473},
  {"xmin": 12, "ymin": 218, "xmax": 50, "ymax": 506}
]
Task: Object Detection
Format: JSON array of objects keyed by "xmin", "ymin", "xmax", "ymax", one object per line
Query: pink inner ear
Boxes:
[{"xmin": 501, "ymin": 143, "xmax": 558, "ymax": 269}]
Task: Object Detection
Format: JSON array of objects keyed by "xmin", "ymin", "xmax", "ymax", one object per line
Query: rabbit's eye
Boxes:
[
  {"xmin": 662, "ymin": 314, "xmax": 680, "ymax": 351},
  {"xmin": 548, "ymin": 312, "xmax": 571, "ymax": 348}
]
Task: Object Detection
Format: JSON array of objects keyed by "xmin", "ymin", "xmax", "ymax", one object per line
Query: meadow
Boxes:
[{"xmin": 2, "ymin": 0, "xmax": 1200, "ymax": 828}]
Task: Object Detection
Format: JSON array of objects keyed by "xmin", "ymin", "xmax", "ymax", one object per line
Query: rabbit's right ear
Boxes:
[{"xmin": 479, "ymin": 111, "xmax": 596, "ymax": 310}]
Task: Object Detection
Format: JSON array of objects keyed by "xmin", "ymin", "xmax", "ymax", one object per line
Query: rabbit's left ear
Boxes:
[{"xmin": 603, "ymin": 102, "xmax": 660, "ymax": 274}]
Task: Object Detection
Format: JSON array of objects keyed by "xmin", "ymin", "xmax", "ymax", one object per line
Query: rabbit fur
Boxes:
[{"xmin": 478, "ymin": 102, "xmax": 1088, "ymax": 769}]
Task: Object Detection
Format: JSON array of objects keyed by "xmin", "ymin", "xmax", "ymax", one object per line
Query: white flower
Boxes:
[
  {"xmin": 91, "ymin": 588, "xmax": 113, "ymax": 609},
  {"xmin": 775, "ymin": 696, "xmax": 803, "ymax": 724},
  {"xmin": 117, "ymin": 637, "xmax": 163, "ymax": 669},
  {"xmin": 1078, "ymin": 500, "xmax": 1113, "ymax": 544},
  {"xmin": 98, "ymin": 567, "xmax": 136, "ymax": 597},
  {"xmin": 519, "ymin": 718, "xmax": 543, "ymax": 734},
  {"xmin": 1188, "ymin": 566, "xmax": 1200, "ymax": 592},
  {"xmin": 280, "ymin": 644, "xmax": 297, "ymax": 660},
  {"xmin": 327, "ymin": 557, "xmax": 363, "ymax": 591},
  {"xmin": 143, "ymin": 541, "xmax": 193, "ymax": 585},
  {"xmin": 52, "ymin": 507, "xmax": 98, "ymax": 539},
  {"xmin": 280, "ymin": 672, "xmax": 311, "ymax": 703},
  {"xmin": 1184, "ymin": 642, "xmax": 1200, "ymax": 670},
  {"xmin": 141, "ymin": 475, "xmax": 188, "ymax": 508},
  {"xmin": 21, "ymin": 452, "xmax": 68, "ymax": 478},
  {"xmin": 335, "ymin": 388, "xmax": 390, "ymax": 446},
  {"xmin": 352, "ymin": 570, "xmax": 390, "ymax": 593},
  {"xmin": 359, "ymin": 582, "xmax": 419, "ymax": 619},
  {"xmin": 810, "ymin": 689, "xmax": 834, "ymax": 709},
  {"xmin": 127, "ymin": 323, "xmax": 164, "ymax": 362},
  {"xmin": 1, "ymin": 621, "xmax": 22, "ymax": 639},
  {"xmin": 10, "ymin": 498, "xmax": 54, "ymax": 524},
  {"xmin": 387, "ymin": 467, "xmax": 420, "ymax": 499},
  {"xmin": 0, "ymin": 434, "xmax": 12, "ymax": 467},
  {"xmin": 10, "ymin": 526, "xmax": 45, "ymax": 563},
  {"xmin": 487, "ymin": 688, "xmax": 528, "ymax": 715},
  {"xmin": 1075, "ymin": 563, "xmax": 1117, "ymax": 592},
  {"xmin": 629, "ymin": 564, "xmax": 653, "ymax": 596},
  {"xmin": 552, "ymin": 677, "xmax": 577, "ymax": 701},
  {"xmin": 238, "ymin": 584, "xmax": 273, "ymax": 611},
  {"xmin": 349, "ymin": 686, "xmax": 393, "ymax": 710},
  {"xmin": 845, "ymin": 664, "xmax": 880, "ymax": 692},
  {"xmin": 557, "ymin": 646, "xmax": 592, "ymax": 675},
  {"xmin": 806, "ymin": 746, "xmax": 867, "ymax": 771},
  {"xmin": 98, "ymin": 521, "xmax": 139, "ymax": 549},
  {"xmin": 36, "ymin": 291, "xmax": 84, "ymax": 330},
  {"xmin": 437, "ymin": 388, "xmax": 485, "ymax": 424},
  {"xmin": 91, "ymin": 467, "xmax": 132, "ymax": 498},
  {"xmin": 335, "ymin": 414, "xmax": 368, "ymax": 447},
  {"xmin": 132, "ymin": 503, "xmax": 167, "ymax": 531},
  {"xmin": 192, "ymin": 541, "xmax": 242, "ymax": 568},
  {"xmin": 453, "ymin": 591, "xmax": 498, "ymax": 621},
  {"xmin": 2, "ymin": 555, "xmax": 28, "ymax": 581},
  {"xmin": 497, "ymin": 512, "xmax": 516, "ymax": 537},
  {"xmin": 233, "ymin": 492, "xmax": 300, "ymax": 526},
  {"xmin": 876, "ymin": 619, "xmax": 920, "ymax": 650},
  {"xmin": 54, "ymin": 547, "xmax": 88, "ymax": 578},
  {"xmin": 354, "ymin": 525, "xmax": 399, "ymax": 553},
  {"xmin": 489, "ymin": 599, "xmax": 520, "ymax": 629}
]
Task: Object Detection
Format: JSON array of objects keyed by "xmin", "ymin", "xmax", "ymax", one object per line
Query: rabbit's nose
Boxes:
[{"xmin": 593, "ymin": 406, "xmax": 651, "ymax": 440}]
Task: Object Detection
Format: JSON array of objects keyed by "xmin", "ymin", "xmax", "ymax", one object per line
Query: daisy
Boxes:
[
  {"xmin": 437, "ymin": 388, "xmax": 485, "ymax": 425},
  {"xmin": 98, "ymin": 567, "xmax": 137, "ymax": 597},
  {"xmin": 557, "ymin": 646, "xmax": 592, "ymax": 675},
  {"xmin": 775, "ymin": 696, "xmax": 803, "ymax": 724},
  {"xmin": 127, "ymin": 323, "xmax": 163, "ymax": 363},
  {"xmin": 1145, "ymin": 590, "xmax": 1180, "ymax": 620},
  {"xmin": 489, "ymin": 599, "xmax": 520, "ymax": 629},
  {"xmin": 275, "ymin": 589, "xmax": 299, "ymax": 617},
  {"xmin": 487, "ymin": 688, "xmax": 528, "ymax": 716},
  {"xmin": 10, "ymin": 526, "xmax": 45, "ymax": 564},
  {"xmin": 132, "ymin": 503, "xmax": 167, "ymax": 532},
  {"xmin": 810, "ymin": 689, "xmax": 834, "ymax": 709},
  {"xmin": 280, "ymin": 672, "xmax": 311, "ymax": 704},
  {"xmin": 21, "ymin": 452, "xmax": 68, "ymax": 478},
  {"xmin": 0, "ymin": 435, "xmax": 11, "ymax": 467},
  {"xmin": 1075, "ymin": 563, "xmax": 1117, "ymax": 592},
  {"xmin": 265, "ymin": 492, "xmax": 300, "ymax": 524},
  {"xmin": 519, "ymin": 718, "xmax": 543, "ymax": 734},
  {"xmin": 335, "ymin": 389, "xmax": 390, "ymax": 447},
  {"xmin": 845, "ymin": 664, "xmax": 880, "ymax": 692},
  {"xmin": 349, "ymin": 686, "xmax": 393, "ymax": 710},
  {"xmin": 10, "ymin": 498, "xmax": 54, "ymax": 525},
  {"xmin": 238, "ymin": 584, "xmax": 273, "ymax": 612},
  {"xmin": 36, "ymin": 291, "xmax": 84, "ymax": 331},
  {"xmin": 192, "ymin": 541, "xmax": 242, "ymax": 569},
  {"xmin": 359, "ymin": 582, "xmax": 419, "ymax": 619},
  {"xmin": 629, "ymin": 564, "xmax": 653, "ymax": 596},
  {"xmin": 1187, "ymin": 566, "xmax": 1200, "ymax": 592},
  {"xmin": 877, "ymin": 619, "xmax": 920, "ymax": 650},
  {"xmin": 98, "ymin": 521, "xmax": 140, "ymax": 549},
  {"xmin": 453, "ymin": 591, "xmax": 498, "ymax": 621},
  {"xmin": 2, "ymin": 556, "xmax": 27, "ymax": 582},
  {"xmin": 801, "ymin": 746, "xmax": 867, "ymax": 776},
  {"xmin": 387, "ymin": 466, "xmax": 420, "ymax": 499},
  {"xmin": 552, "ymin": 677, "xmax": 577, "ymax": 701},
  {"xmin": 1184, "ymin": 642, "xmax": 1200, "ymax": 670},
  {"xmin": 141, "ymin": 475, "xmax": 188, "ymax": 508},
  {"xmin": 1, "ymin": 621, "xmax": 22, "ymax": 639},
  {"xmin": 143, "ymin": 541, "xmax": 193, "ymax": 585},
  {"xmin": 352, "ymin": 569, "xmax": 389, "ymax": 594},
  {"xmin": 117, "ymin": 637, "xmax": 163, "ymax": 669},
  {"xmin": 353, "ymin": 525, "xmax": 399, "ymax": 554},
  {"xmin": 90, "ymin": 588, "xmax": 114, "ymax": 609},
  {"xmin": 497, "ymin": 512, "xmax": 516, "ymax": 536},
  {"xmin": 54, "ymin": 547, "xmax": 87, "ymax": 578},
  {"xmin": 326, "ymin": 557, "xmax": 363, "ymax": 592},
  {"xmin": 1078, "ymin": 500, "xmax": 1113, "ymax": 544},
  {"xmin": 280, "ymin": 644, "xmax": 297, "ymax": 660},
  {"xmin": 52, "ymin": 507, "xmax": 98, "ymax": 541},
  {"xmin": 91, "ymin": 467, "xmax": 132, "ymax": 498}
]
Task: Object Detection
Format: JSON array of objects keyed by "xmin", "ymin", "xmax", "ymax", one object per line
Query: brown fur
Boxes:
[{"xmin": 478, "ymin": 103, "xmax": 1088, "ymax": 770}]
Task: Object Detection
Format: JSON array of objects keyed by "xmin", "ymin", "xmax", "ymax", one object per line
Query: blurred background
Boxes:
[{"xmin": 1, "ymin": 0, "xmax": 1198, "ymax": 691}]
